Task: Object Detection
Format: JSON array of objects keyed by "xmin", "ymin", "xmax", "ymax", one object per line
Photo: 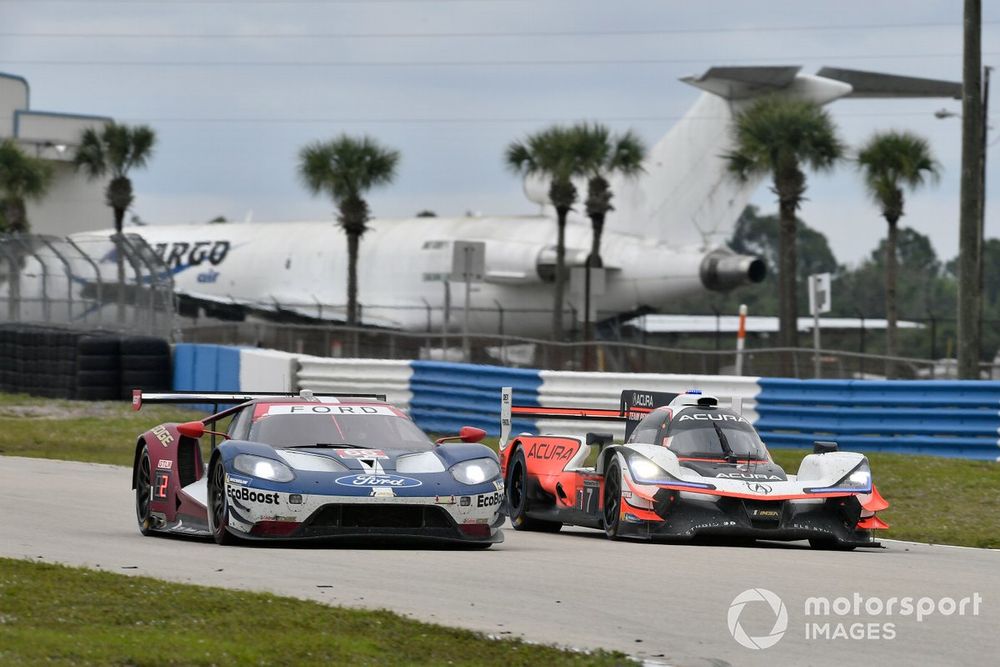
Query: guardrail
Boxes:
[
  {"xmin": 755, "ymin": 379, "xmax": 1000, "ymax": 460},
  {"xmin": 167, "ymin": 343, "xmax": 1000, "ymax": 460}
]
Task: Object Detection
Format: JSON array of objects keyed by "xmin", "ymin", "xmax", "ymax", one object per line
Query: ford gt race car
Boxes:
[
  {"xmin": 498, "ymin": 387, "xmax": 888, "ymax": 549},
  {"xmin": 130, "ymin": 390, "xmax": 504, "ymax": 547}
]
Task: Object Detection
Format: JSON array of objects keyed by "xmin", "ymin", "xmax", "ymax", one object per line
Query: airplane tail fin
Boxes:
[{"xmin": 603, "ymin": 66, "xmax": 962, "ymax": 248}]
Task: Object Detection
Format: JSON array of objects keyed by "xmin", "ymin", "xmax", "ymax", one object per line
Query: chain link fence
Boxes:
[{"xmin": 0, "ymin": 233, "xmax": 175, "ymax": 335}]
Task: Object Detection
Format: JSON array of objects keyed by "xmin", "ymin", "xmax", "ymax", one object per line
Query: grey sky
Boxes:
[{"xmin": 0, "ymin": 0, "xmax": 996, "ymax": 266}]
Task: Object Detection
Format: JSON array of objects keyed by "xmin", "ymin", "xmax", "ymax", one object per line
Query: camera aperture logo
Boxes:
[
  {"xmin": 728, "ymin": 588, "xmax": 789, "ymax": 650},
  {"xmin": 727, "ymin": 589, "xmax": 983, "ymax": 648}
]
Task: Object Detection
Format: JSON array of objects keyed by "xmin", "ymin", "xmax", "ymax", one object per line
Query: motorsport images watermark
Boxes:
[{"xmin": 727, "ymin": 588, "xmax": 984, "ymax": 649}]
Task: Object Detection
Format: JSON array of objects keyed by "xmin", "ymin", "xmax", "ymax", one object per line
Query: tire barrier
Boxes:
[{"xmin": 0, "ymin": 324, "xmax": 172, "ymax": 401}]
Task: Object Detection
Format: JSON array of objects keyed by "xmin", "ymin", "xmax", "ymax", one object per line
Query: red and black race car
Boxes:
[{"xmin": 498, "ymin": 387, "xmax": 889, "ymax": 549}]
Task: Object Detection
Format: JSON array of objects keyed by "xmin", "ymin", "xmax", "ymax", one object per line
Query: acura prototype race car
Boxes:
[
  {"xmin": 130, "ymin": 390, "xmax": 504, "ymax": 547},
  {"xmin": 498, "ymin": 387, "xmax": 888, "ymax": 549}
]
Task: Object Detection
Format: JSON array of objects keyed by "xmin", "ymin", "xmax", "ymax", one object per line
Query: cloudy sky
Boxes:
[{"xmin": 0, "ymin": 0, "xmax": 997, "ymax": 265}]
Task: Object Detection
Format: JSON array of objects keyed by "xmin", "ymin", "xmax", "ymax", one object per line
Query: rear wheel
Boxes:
[
  {"xmin": 208, "ymin": 460, "xmax": 242, "ymax": 546},
  {"xmin": 506, "ymin": 447, "xmax": 561, "ymax": 532},
  {"xmin": 603, "ymin": 458, "xmax": 623, "ymax": 539},
  {"xmin": 135, "ymin": 445, "xmax": 155, "ymax": 536}
]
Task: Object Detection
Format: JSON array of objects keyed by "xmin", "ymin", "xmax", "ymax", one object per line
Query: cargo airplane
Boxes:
[{"xmin": 72, "ymin": 66, "xmax": 960, "ymax": 337}]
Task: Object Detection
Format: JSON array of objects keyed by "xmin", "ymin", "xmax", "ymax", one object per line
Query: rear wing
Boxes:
[
  {"xmin": 132, "ymin": 389, "xmax": 388, "ymax": 413},
  {"xmin": 499, "ymin": 387, "xmax": 744, "ymax": 448}
]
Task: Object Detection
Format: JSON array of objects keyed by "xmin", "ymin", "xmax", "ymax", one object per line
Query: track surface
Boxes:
[{"xmin": 3, "ymin": 456, "xmax": 999, "ymax": 666}]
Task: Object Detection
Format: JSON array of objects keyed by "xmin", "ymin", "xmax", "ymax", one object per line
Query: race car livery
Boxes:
[
  {"xmin": 498, "ymin": 387, "xmax": 888, "ymax": 549},
  {"xmin": 130, "ymin": 390, "xmax": 504, "ymax": 546}
]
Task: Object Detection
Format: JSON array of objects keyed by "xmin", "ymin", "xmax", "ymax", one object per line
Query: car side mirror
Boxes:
[
  {"xmin": 177, "ymin": 421, "xmax": 228, "ymax": 440},
  {"xmin": 813, "ymin": 441, "xmax": 839, "ymax": 454},
  {"xmin": 586, "ymin": 432, "xmax": 614, "ymax": 447},
  {"xmin": 435, "ymin": 426, "xmax": 487, "ymax": 445},
  {"xmin": 459, "ymin": 426, "xmax": 487, "ymax": 443},
  {"xmin": 177, "ymin": 421, "xmax": 205, "ymax": 438}
]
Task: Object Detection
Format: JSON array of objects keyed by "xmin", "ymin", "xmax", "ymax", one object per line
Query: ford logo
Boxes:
[{"xmin": 335, "ymin": 474, "xmax": 422, "ymax": 488}]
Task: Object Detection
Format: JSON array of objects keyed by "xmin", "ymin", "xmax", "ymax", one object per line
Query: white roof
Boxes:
[{"xmin": 627, "ymin": 315, "xmax": 924, "ymax": 334}]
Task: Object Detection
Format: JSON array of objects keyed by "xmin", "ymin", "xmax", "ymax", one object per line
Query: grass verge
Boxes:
[
  {"xmin": 2, "ymin": 392, "xmax": 998, "ymax": 548},
  {"xmin": 0, "ymin": 557, "xmax": 633, "ymax": 666}
]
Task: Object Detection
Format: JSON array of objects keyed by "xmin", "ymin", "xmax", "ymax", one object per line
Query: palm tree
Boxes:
[
  {"xmin": 74, "ymin": 122, "xmax": 156, "ymax": 321},
  {"xmin": 574, "ymin": 124, "xmax": 646, "ymax": 334},
  {"xmin": 725, "ymin": 96, "xmax": 843, "ymax": 363},
  {"xmin": 0, "ymin": 139, "xmax": 53, "ymax": 233},
  {"xmin": 856, "ymin": 130, "xmax": 939, "ymax": 377},
  {"xmin": 298, "ymin": 134, "xmax": 399, "ymax": 326},
  {"xmin": 506, "ymin": 126, "xmax": 588, "ymax": 340},
  {"xmin": 74, "ymin": 122, "xmax": 156, "ymax": 234}
]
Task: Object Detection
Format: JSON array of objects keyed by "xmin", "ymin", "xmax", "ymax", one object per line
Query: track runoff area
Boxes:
[{"xmin": 3, "ymin": 456, "xmax": 998, "ymax": 666}]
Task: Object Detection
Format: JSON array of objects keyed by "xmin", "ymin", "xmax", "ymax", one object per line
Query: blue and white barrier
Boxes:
[
  {"xmin": 755, "ymin": 379, "xmax": 1000, "ymax": 460},
  {"xmin": 172, "ymin": 344, "xmax": 1000, "ymax": 460}
]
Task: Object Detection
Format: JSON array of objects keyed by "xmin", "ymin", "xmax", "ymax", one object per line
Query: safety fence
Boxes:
[
  {"xmin": 169, "ymin": 344, "xmax": 1000, "ymax": 460},
  {"xmin": 0, "ymin": 233, "xmax": 176, "ymax": 336}
]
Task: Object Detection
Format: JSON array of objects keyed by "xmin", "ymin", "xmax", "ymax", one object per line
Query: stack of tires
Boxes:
[
  {"xmin": 0, "ymin": 324, "xmax": 81, "ymax": 397},
  {"xmin": 75, "ymin": 335, "xmax": 122, "ymax": 401},
  {"xmin": 119, "ymin": 335, "xmax": 172, "ymax": 398},
  {"xmin": 0, "ymin": 324, "xmax": 173, "ymax": 400},
  {"xmin": 75, "ymin": 334, "xmax": 173, "ymax": 400}
]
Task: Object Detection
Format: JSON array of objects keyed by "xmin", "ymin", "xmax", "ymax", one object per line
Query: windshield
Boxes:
[
  {"xmin": 249, "ymin": 412, "xmax": 434, "ymax": 451},
  {"xmin": 664, "ymin": 410, "xmax": 768, "ymax": 461}
]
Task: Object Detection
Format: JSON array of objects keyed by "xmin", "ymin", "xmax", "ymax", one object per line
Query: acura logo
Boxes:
[{"xmin": 748, "ymin": 482, "xmax": 772, "ymax": 495}]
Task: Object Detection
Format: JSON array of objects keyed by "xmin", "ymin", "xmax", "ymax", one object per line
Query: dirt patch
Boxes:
[{"xmin": 0, "ymin": 403, "xmax": 124, "ymax": 420}]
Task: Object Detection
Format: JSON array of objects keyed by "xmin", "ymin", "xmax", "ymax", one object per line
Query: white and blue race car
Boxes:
[{"xmin": 131, "ymin": 390, "xmax": 504, "ymax": 547}]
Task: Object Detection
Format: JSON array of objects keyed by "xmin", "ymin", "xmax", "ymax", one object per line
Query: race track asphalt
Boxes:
[{"xmin": 3, "ymin": 456, "xmax": 998, "ymax": 666}]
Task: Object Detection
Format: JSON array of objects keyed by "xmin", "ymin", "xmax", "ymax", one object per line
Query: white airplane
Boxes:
[{"xmin": 72, "ymin": 66, "xmax": 960, "ymax": 338}]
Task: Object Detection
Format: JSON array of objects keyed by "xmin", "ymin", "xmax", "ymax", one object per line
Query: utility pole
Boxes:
[{"xmin": 958, "ymin": 0, "xmax": 983, "ymax": 379}]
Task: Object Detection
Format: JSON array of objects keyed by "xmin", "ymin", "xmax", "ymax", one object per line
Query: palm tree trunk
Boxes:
[
  {"xmin": 777, "ymin": 198, "xmax": 798, "ymax": 368},
  {"xmin": 4, "ymin": 198, "xmax": 27, "ymax": 233},
  {"xmin": 775, "ymin": 163, "xmax": 804, "ymax": 377},
  {"xmin": 884, "ymin": 216, "xmax": 899, "ymax": 378},
  {"xmin": 583, "ymin": 210, "xmax": 606, "ymax": 370},
  {"xmin": 346, "ymin": 230, "xmax": 360, "ymax": 326},
  {"xmin": 553, "ymin": 206, "xmax": 568, "ymax": 341},
  {"xmin": 113, "ymin": 206, "xmax": 126, "ymax": 324}
]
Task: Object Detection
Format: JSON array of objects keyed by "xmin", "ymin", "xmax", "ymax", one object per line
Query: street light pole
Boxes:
[{"xmin": 957, "ymin": 0, "xmax": 984, "ymax": 379}]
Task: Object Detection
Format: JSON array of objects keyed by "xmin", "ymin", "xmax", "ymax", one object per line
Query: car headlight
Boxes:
[
  {"xmin": 233, "ymin": 454, "xmax": 295, "ymax": 482},
  {"xmin": 623, "ymin": 453, "xmax": 715, "ymax": 490},
  {"xmin": 450, "ymin": 458, "xmax": 500, "ymax": 485},
  {"xmin": 624, "ymin": 452, "xmax": 675, "ymax": 484},
  {"xmin": 834, "ymin": 461, "xmax": 872, "ymax": 491}
]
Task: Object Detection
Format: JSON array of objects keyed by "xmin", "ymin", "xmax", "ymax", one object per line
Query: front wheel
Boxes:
[
  {"xmin": 207, "ymin": 460, "xmax": 242, "ymax": 546},
  {"xmin": 603, "ymin": 458, "xmax": 623, "ymax": 539},
  {"xmin": 135, "ymin": 445, "xmax": 155, "ymax": 536},
  {"xmin": 506, "ymin": 447, "xmax": 561, "ymax": 532}
]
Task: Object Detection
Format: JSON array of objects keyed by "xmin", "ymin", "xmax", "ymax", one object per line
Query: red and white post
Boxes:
[{"xmin": 735, "ymin": 304, "xmax": 747, "ymax": 376}]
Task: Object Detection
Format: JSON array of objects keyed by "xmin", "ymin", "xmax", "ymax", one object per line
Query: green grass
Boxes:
[
  {"xmin": 1, "ymin": 392, "xmax": 997, "ymax": 548},
  {"xmin": 0, "ymin": 392, "xmax": 204, "ymax": 466},
  {"xmin": 0, "ymin": 557, "xmax": 633, "ymax": 666}
]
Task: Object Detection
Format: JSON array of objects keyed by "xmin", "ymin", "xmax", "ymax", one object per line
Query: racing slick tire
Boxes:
[
  {"xmin": 135, "ymin": 445, "xmax": 156, "ymax": 536},
  {"xmin": 506, "ymin": 447, "xmax": 561, "ymax": 533},
  {"xmin": 603, "ymin": 458, "xmax": 624, "ymax": 540},
  {"xmin": 809, "ymin": 538, "xmax": 857, "ymax": 551},
  {"xmin": 207, "ymin": 459, "xmax": 244, "ymax": 546}
]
